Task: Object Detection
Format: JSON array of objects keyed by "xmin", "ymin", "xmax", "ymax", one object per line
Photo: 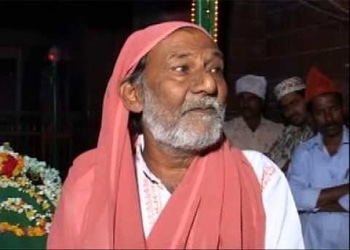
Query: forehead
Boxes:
[
  {"xmin": 280, "ymin": 92, "xmax": 303, "ymax": 105},
  {"xmin": 311, "ymin": 92, "xmax": 340, "ymax": 108},
  {"xmin": 239, "ymin": 92, "xmax": 260, "ymax": 100},
  {"xmin": 147, "ymin": 27, "xmax": 221, "ymax": 60}
]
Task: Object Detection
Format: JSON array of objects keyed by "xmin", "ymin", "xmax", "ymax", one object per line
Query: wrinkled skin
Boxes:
[
  {"xmin": 141, "ymin": 27, "xmax": 227, "ymax": 152},
  {"xmin": 120, "ymin": 27, "xmax": 228, "ymax": 191}
]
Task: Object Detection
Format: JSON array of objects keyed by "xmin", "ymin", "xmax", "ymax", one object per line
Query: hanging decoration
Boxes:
[
  {"xmin": 0, "ymin": 142, "xmax": 62, "ymax": 248},
  {"xmin": 191, "ymin": 0, "xmax": 219, "ymax": 43}
]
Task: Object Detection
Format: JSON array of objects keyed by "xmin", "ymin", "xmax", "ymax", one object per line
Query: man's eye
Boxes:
[
  {"xmin": 208, "ymin": 67, "xmax": 223, "ymax": 73},
  {"xmin": 173, "ymin": 66, "xmax": 189, "ymax": 73}
]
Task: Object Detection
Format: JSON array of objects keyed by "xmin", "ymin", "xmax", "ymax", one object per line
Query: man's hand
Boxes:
[
  {"xmin": 318, "ymin": 201, "xmax": 348, "ymax": 212},
  {"xmin": 316, "ymin": 183, "xmax": 349, "ymax": 208}
]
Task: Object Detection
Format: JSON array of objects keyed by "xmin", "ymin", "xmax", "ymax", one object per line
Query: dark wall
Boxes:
[
  {"xmin": 0, "ymin": 0, "xmax": 348, "ymax": 178},
  {"xmin": 223, "ymin": 0, "xmax": 349, "ymax": 122},
  {"xmin": 0, "ymin": 0, "xmax": 193, "ymax": 178}
]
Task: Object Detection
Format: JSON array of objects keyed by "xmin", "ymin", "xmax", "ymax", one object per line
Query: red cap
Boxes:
[{"xmin": 305, "ymin": 66, "xmax": 339, "ymax": 103}]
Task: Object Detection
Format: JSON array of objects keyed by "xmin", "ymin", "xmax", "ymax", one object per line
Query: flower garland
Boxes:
[{"xmin": 0, "ymin": 142, "xmax": 62, "ymax": 237}]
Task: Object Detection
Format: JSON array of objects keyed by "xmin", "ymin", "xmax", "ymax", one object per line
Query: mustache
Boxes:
[{"xmin": 180, "ymin": 96, "xmax": 224, "ymax": 116}]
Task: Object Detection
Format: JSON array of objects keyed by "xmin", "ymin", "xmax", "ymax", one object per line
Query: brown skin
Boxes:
[
  {"xmin": 120, "ymin": 28, "xmax": 227, "ymax": 192},
  {"xmin": 279, "ymin": 92, "xmax": 309, "ymax": 127},
  {"xmin": 311, "ymin": 92, "xmax": 345, "ymax": 155},
  {"xmin": 278, "ymin": 92, "xmax": 313, "ymax": 173},
  {"xmin": 310, "ymin": 92, "xmax": 349, "ymax": 212},
  {"xmin": 317, "ymin": 184, "xmax": 349, "ymax": 212},
  {"xmin": 238, "ymin": 92, "xmax": 263, "ymax": 132}
]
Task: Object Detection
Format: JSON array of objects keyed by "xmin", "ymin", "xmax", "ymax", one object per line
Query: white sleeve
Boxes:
[{"xmin": 243, "ymin": 150, "xmax": 305, "ymax": 249}]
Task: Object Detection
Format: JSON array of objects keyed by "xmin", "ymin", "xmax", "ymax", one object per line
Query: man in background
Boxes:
[
  {"xmin": 224, "ymin": 75, "xmax": 284, "ymax": 154},
  {"xmin": 287, "ymin": 66, "xmax": 349, "ymax": 249},
  {"xmin": 268, "ymin": 77, "xmax": 314, "ymax": 172}
]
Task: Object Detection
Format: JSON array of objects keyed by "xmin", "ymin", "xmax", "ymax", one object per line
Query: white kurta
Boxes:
[
  {"xmin": 224, "ymin": 116, "xmax": 284, "ymax": 154},
  {"xmin": 135, "ymin": 136, "xmax": 304, "ymax": 249}
]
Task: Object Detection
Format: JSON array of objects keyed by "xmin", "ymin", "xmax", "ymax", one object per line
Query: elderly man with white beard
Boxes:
[{"xmin": 47, "ymin": 21, "xmax": 304, "ymax": 249}]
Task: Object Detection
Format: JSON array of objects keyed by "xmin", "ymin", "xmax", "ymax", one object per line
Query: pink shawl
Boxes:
[{"xmin": 47, "ymin": 21, "xmax": 265, "ymax": 249}]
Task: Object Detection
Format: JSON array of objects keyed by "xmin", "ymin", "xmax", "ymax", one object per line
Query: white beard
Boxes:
[{"xmin": 141, "ymin": 84, "xmax": 225, "ymax": 152}]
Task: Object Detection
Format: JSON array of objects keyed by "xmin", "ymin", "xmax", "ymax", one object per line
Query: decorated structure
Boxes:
[
  {"xmin": 191, "ymin": 0, "xmax": 219, "ymax": 42},
  {"xmin": 0, "ymin": 2, "xmax": 218, "ymax": 249},
  {"xmin": 0, "ymin": 143, "xmax": 62, "ymax": 249}
]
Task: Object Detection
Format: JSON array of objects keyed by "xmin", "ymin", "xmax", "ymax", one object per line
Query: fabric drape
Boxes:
[{"xmin": 47, "ymin": 21, "xmax": 265, "ymax": 249}]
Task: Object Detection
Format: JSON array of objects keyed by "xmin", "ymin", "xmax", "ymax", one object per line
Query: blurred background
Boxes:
[{"xmin": 0, "ymin": 0, "xmax": 348, "ymax": 180}]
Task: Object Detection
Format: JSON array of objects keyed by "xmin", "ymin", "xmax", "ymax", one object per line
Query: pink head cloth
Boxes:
[{"xmin": 47, "ymin": 21, "xmax": 265, "ymax": 249}]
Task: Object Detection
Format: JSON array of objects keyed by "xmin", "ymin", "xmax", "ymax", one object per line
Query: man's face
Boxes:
[
  {"xmin": 238, "ymin": 92, "xmax": 263, "ymax": 119},
  {"xmin": 280, "ymin": 92, "xmax": 308, "ymax": 126},
  {"xmin": 311, "ymin": 93, "xmax": 344, "ymax": 137},
  {"xmin": 140, "ymin": 28, "xmax": 227, "ymax": 151}
]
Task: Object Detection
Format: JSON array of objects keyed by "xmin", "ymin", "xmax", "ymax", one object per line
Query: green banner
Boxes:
[{"xmin": 191, "ymin": 0, "xmax": 218, "ymax": 41}]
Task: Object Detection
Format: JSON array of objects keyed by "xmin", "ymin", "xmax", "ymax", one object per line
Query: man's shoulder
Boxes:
[
  {"xmin": 280, "ymin": 125, "xmax": 311, "ymax": 139},
  {"xmin": 223, "ymin": 117, "xmax": 245, "ymax": 134},
  {"xmin": 224, "ymin": 116, "xmax": 242, "ymax": 125},
  {"xmin": 282, "ymin": 124, "xmax": 298, "ymax": 132},
  {"xmin": 296, "ymin": 134, "xmax": 318, "ymax": 149},
  {"xmin": 276, "ymin": 125, "xmax": 297, "ymax": 139},
  {"xmin": 262, "ymin": 117, "xmax": 285, "ymax": 129},
  {"xmin": 291, "ymin": 134, "xmax": 319, "ymax": 158},
  {"xmin": 242, "ymin": 149, "xmax": 265, "ymax": 162},
  {"xmin": 242, "ymin": 150, "xmax": 284, "ymax": 187},
  {"xmin": 63, "ymin": 149, "xmax": 96, "ymax": 195}
]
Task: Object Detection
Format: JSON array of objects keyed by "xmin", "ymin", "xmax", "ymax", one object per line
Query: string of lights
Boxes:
[{"xmin": 191, "ymin": 0, "xmax": 219, "ymax": 43}]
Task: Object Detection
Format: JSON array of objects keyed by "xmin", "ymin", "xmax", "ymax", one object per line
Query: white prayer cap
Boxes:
[
  {"xmin": 235, "ymin": 75, "xmax": 267, "ymax": 100},
  {"xmin": 274, "ymin": 77, "xmax": 305, "ymax": 101}
]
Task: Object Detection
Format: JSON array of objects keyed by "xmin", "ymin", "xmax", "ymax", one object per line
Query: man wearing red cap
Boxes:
[{"xmin": 287, "ymin": 66, "xmax": 349, "ymax": 249}]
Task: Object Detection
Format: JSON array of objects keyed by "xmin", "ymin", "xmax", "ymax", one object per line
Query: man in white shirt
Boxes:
[
  {"xmin": 224, "ymin": 75, "xmax": 284, "ymax": 154},
  {"xmin": 48, "ymin": 21, "xmax": 304, "ymax": 249}
]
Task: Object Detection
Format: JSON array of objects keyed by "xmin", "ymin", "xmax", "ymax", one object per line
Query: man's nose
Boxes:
[
  {"xmin": 191, "ymin": 71, "xmax": 218, "ymax": 95},
  {"xmin": 324, "ymin": 110, "xmax": 334, "ymax": 123},
  {"xmin": 286, "ymin": 108, "xmax": 293, "ymax": 117}
]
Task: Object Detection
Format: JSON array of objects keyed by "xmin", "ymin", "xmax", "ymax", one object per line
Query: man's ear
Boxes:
[{"xmin": 119, "ymin": 81, "xmax": 143, "ymax": 113}]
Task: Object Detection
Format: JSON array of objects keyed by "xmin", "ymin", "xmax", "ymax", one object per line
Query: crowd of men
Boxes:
[{"xmin": 224, "ymin": 66, "xmax": 348, "ymax": 249}]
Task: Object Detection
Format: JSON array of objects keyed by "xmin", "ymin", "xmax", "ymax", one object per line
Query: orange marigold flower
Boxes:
[
  {"xmin": 36, "ymin": 218, "xmax": 46, "ymax": 227},
  {"xmin": 14, "ymin": 227, "xmax": 25, "ymax": 236},
  {"xmin": 27, "ymin": 227, "xmax": 45, "ymax": 236}
]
